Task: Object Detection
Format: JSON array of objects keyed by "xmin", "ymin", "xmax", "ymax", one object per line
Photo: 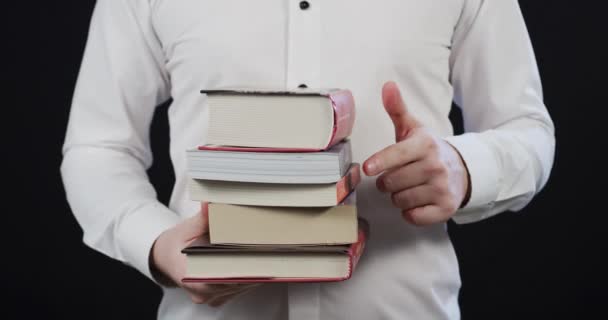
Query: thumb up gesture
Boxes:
[{"xmin": 363, "ymin": 82, "xmax": 471, "ymax": 226}]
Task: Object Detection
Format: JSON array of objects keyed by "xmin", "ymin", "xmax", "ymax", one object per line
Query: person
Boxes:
[{"xmin": 60, "ymin": 0, "xmax": 555, "ymax": 319}]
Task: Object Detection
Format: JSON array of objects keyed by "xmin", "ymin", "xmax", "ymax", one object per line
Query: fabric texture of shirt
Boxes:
[{"xmin": 60, "ymin": 0, "xmax": 555, "ymax": 319}]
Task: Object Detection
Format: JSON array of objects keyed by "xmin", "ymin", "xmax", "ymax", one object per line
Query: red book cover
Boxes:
[
  {"xmin": 199, "ymin": 88, "xmax": 356, "ymax": 152},
  {"xmin": 181, "ymin": 218, "xmax": 369, "ymax": 283},
  {"xmin": 336, "ymin": 163, "xmax": 361, "ymax": 203},
  {"xmin": 325, "ymin": 89, "xmax": 356, "ymax": 150}
]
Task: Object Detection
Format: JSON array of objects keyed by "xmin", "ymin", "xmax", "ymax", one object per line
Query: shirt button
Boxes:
[
  {"xmin": 298, "ymin": 84, "xmax": 308, "ymax": 88},
  {"xmin": 299, "ymin": 1, "xmax": 310, "ymax": 10}
]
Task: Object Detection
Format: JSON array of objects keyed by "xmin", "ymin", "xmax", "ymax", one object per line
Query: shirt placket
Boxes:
[
  {"xmin": 286, "ymin": 1, "xmax": 322, "ymax": 319},
  {"xmin": 286, "ymin": 0, "xmax": 321, "ymax": 89}
]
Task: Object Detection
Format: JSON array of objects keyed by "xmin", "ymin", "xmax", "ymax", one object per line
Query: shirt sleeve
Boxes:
[
  {"xmin": 60, "ymin": 0, "xmax": 182, "ymax": 282},
  {"xmin": 443, "ymin": 0, "xmax": 556, "ymax": 224}
]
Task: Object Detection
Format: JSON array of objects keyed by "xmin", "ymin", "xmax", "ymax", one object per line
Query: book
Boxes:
[
  {"xmin": 186, "ymin": 139, "xmax": 352, "ymax": 184},
  {"xmin": 208, "ymin": 191, "xmax": 358, "ymax": 245},
  {"xmin": 181, "ymin": 218, "xmax": 369, "ymax": 283},
  {"xmin": 201, "ymin": 87, "xmax": 356, "ymax": 151},
  {"xmin": 188, "ymin": 163, "xmax": 360, "ymax": 207}
]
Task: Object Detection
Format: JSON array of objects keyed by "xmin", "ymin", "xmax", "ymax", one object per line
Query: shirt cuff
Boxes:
[
  {"xmin": 444, "ymin": 133, "xmax": 500, "ymax": 223},
  {"xmin": 115, "ymin": 203, "xmax": 182, "ymax": 283}
]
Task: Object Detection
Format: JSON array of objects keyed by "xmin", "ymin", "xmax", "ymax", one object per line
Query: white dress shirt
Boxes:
[{"xmin": 60, "ymin": 0, "xmax": 555, "ymax": 319}]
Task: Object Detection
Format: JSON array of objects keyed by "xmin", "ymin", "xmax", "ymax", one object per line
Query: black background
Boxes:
[{"xmin": 7, "ymin": 1, "xmax": 604, "ymax": 319}]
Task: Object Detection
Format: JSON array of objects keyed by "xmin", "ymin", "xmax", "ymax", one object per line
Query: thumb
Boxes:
[
  {"xmin": 382, "ymin": 81, "xmax": 422, "ymax": 141},
  {"xmin": 178, "ymin": 202, "xmax": 210, "ymax": 240}
]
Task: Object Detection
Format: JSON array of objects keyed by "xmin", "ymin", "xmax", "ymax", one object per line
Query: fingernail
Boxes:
[{"xmin": 365, "ymin": 162, "xmax": 376, "ymax": 175}]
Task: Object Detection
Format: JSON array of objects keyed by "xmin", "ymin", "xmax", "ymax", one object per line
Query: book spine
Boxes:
[
  {"xmin": 346, "ymin": 222, "xmax": 368, "ymax": 280},
  {"xmin": 326, "ymin": 90, "xmax": 356, "ymax": 149},
  {"xmin": 336, "ymin": 164, "xmax": 361, "ymax": 203}
]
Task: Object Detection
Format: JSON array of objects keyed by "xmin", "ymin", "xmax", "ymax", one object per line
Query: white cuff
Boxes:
[
  {"xmin": 116, "ymin": 203, "xmax": 182, "ymax": 282},
  {"xmin": 444, "ymin": 133, "xmax": 500, "ymax": 223}
]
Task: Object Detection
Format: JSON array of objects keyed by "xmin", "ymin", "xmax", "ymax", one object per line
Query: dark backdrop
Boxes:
[{"xmin": 8, "ymin": 1, "xmax": 603, "ymax": 319}]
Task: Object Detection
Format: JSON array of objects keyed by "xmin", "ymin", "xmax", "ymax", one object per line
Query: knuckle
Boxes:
[
  {"xmin": 410, "ymin": 127, "xmax": 424, "ymax": 137},
  {"xmin": 406, "ymin": 191, "xmax": 418, "ymax": 205},
  {"xmin": 437, "ymin": 161, "xmax": 448, "ymax": 174},
  {"xmin": 424, "ymin": 135, "xmax": 438, "ymax": 151},
  {"xmin": 446, "ymin": 202, "xmax": 459, "ymax": 214},
  {"xmin": 405, "ymin": 210, "xmax": 424, "ymax": 226},
  {"xmin": 442, "ymin": 204, "xmax": 458, "ymax": 217},
  {"xmin": 382, "ymin": 176, "xmax": 393, "ymax": 191},
  {"xmin": 432, "ymin": 180, "xmax": 449, "ymax": 196},
  {"xmin": 391, "ymin": 192, "xmax": 405, "ymax": 208},
  {"xmin": 397, "ymin": 190, "xmax": 415, "ymax": 208},
  {"xmin": 441, "ymin": 197, "xmax": 459, "ymax": 214},
  {"xmin": 425, "ymin": 159, "xmax": 445, "ymax": 175},
  {"xmin": 190, "ymin": 294, "xmax": 208, "ymax": 304},
  {"xmin": 397, "ymin": 143, "xmax": 409, "ymax": 159}
]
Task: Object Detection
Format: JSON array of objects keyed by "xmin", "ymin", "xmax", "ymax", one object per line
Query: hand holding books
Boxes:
[{"xmin": 151, "ymin": 205, "xmax": 259, "ymax": 307}]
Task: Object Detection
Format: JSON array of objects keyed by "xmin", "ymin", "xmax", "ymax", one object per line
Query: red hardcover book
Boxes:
[
  {"xmin": 200, "ymin": 87, "xmax": 356, "ymax": 151},
  {"xmin": 181, "ymin": 218, "xmax": 369, "ymax": 283}
]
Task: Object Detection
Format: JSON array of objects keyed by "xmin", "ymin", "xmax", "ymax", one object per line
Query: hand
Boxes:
[
  {"xmin": 151, "ymin": 203, "xmax": 259, "ymax": 307},
  {"xmin": 363, "ymin": 82, "xmax": 471, "ymax": 226}
]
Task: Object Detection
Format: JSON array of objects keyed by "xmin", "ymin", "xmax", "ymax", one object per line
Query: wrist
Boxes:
[
  {"xmin": 445, "ymin": 139, "xmax": 471, "ymax": 208},
  {"xmin": 459, "ymin": 161, "xmax": 472, "ymax": 208},
  {"xmin": 150, "ymin": 235, "xmax": 179, "ymax": 287}
]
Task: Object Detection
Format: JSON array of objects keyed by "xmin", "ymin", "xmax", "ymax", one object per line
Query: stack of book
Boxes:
[{"xmin": 181, "ymin": 88, "xmax": 368, "ymax": 283}]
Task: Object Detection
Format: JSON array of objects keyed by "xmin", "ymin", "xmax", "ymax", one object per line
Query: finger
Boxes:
[
  {"xmin": 363, "ymin": 132, "xmax": 427, "ymax": 176},
  {"xmin": 207, "ymin": 291, "xmax": 242, "ymax": 308},
  {"xmin": 377, "ymin": 160, "xmax": 433, "ymax": 193},
  {"xmin": 189, "ymin": 294, "xmax": 209, "ymax": 305},
  {"xmin": 402, "ymin": 205, "xmax": 450, "ymax": 226},
  {"xmin": 185, "ymin": 285, "xmax": 240, "ymax": 304},
  {"xmin": 196, "ymin": 284, "xmax": 257, "ymax": 307},
  {"xmin": 201, "ymin": 201, "xmax": 209, "ymax": 220},
  {"xmin": 185, "ymin": 283, "xmax": 222, "ymax": 305},
  {"xmin": 184, "ymin": 284, "xmax": 225, "ymax": 301},
  {"xmin": 382, "ymin": 81, "xmax": 422, "ymax": 141},
  {"xmin": 207, "ymin": 283, "xmax": 259, "ymax": 293},
  {"xmin": 186, "ymin": 283, "xmax": 255, "ymax": 298},
  {"xmin": 181, "ymin": 203, "xmax": 210, "ymax": 241},
  {"xmin": 208, "ymin": 294, "xmax": 234, "ymax": 308},
  {"xmin": 391, "ymin": 184, "xmax": 438, "ymax": 211},
  {"xmin": 207, "ymin": 285, "xmax": 257, "ymax": 308}
]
